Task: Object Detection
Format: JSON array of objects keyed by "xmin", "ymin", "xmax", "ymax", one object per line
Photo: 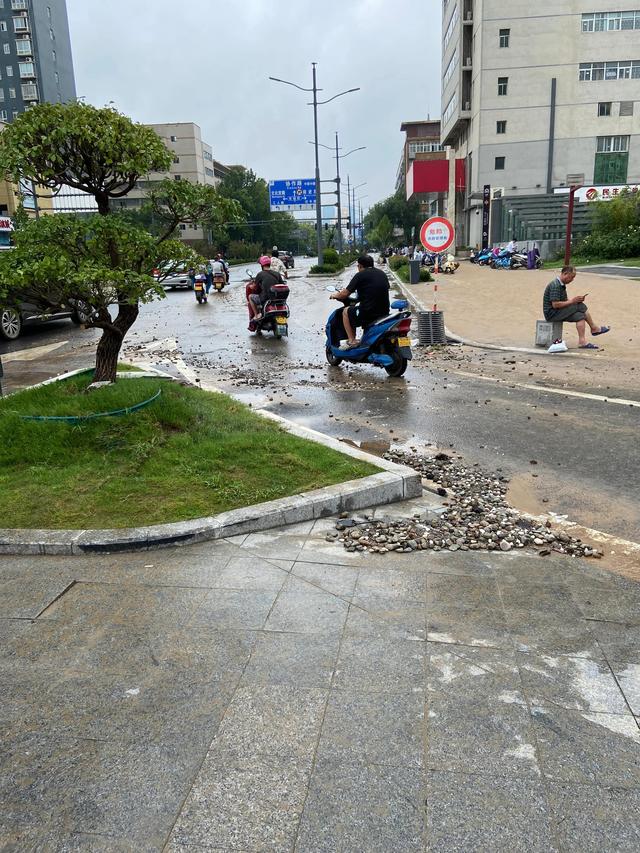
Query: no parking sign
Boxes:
[{"xmin": 419, "ymin": 217, "xmax": 455, "ymax": 253}]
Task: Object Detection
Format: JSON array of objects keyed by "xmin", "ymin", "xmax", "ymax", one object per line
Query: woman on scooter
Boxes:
[{"xmin": 248, "ymin": 255, "xmax": 284, "ymax": 325}]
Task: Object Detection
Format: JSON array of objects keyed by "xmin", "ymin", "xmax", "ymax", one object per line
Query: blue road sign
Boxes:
[{"xmin": 269, "ymin": 179, "xmax": 316, "ymax": 212}]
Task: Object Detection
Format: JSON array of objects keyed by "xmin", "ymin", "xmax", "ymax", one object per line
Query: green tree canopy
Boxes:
[
  {"xmin": 0, "ymin": 101, "xmax": 172, "ymax": 215},
  {"xmin": 217, "ymin": 166, "xmax": 297, "ymax": 249},
  {"xmin": 364, "ymin": 188, "xmax": 422, "ymax": 246}
]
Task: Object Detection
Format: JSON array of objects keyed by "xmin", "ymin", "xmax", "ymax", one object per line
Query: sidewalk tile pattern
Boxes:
[{"xmin": 1, "ymin": 518, "xmax": 640, "ymax": 851}]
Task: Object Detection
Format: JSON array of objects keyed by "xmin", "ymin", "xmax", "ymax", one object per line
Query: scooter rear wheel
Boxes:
[
  {"xmin": 325, "ymin": 345, "xmax": 343, "ymax": 366},
  {"xmin": 384, "ymin": 350, "xmax": 408, "ymax": 377}
]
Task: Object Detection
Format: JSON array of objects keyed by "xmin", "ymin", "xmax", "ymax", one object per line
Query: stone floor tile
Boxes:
[
  {"xmin": 426, "ymin": 575, "xmax": 500, "ymax": 612},
  {"xmin": 41, "ymin": 582, "xmax": 208, "ymax": 630},
  {"xmin": 518, "ymin": 652, "xmax": 629, "ymax": 714},
  {"xmin": 204, "ymin": 685, "xmax": 327, "ymax": 770},
  {"xmin": 291, "ymin": 560, "xmax": 358, "ymax": 598},
  {"xmin": 200, "ymin": 556, "xmax": 289, "ymax": 591},
  {"xmin": 264, "ymin": 586, "xmax": 349, "ymax": 635},
  {"xmin": 590, "ymin": 620, "xmax": 640, "ymax": 664},
  {"xmin": 424, "ymin": 550, "xmax": 495, "ymax": 577},
  {"xmin": 547, "ymin": 782, "xmax": 640, "ymax": 852},
  {"xmin": 0, "ymin": 619, "xmax": 256, "ymax": 678},
  {"xmin": 427, "ymin": 698, "xmax": 540, "ymax": 777},
  {"xmin": 0, "ymin": 574, "xmax": 75, "ymax": 619},
  {"xmin": 354, "ymin": 567, "xmax": 427, "ymax": 602},
  {"xmin": 531, "ymin": 702, "xmax": 640, "ymax": 786},
  {"xmin": 169, "ymin": 764, "xmax": 310, "ymax": 853},
  {"xmin": 610, "ymin": 660, "xmax": 640, "ymax": 715},
  {"xmin": 425, "ymin": 771, "xmax": 557, "ymax": 852},
  {"xmin": 3, "ymin": 666, "xmax": 236, "ymax": 746},
  {"xmin": 316, "ymin": 690, "xmax": 425, "ymax": 768},
  {"xmin": 490, "ymin": 553, "xmax": 586, "ymax": 586},
  {"xmin": 427, "ymin": 644, "xmax": 525, "ymax": 704},
  {"xmin": 333, "ymin": 636, "xmax": 426, "ymax": 692},
  {"xmin": 498, "ymin": 581, "xmax": 577, "ymax": 615},
  {"xmin": 427, "ymin": 606, "xmax": 513, "ymax": 649},
  {"xmin": 344, "ymin": 594, "xmax": 426, "ymax": 641},
  {"xmin": 241, "ymin": 632, "xmax": 340, "ymax": 688},
  {"xmin": 570, "ymin": 587, "xmax": 640, "ymax": 622},
  {"xmin": 503, "ymin": 607, "xmax": 604, "ymax": 659},
  {"xmin": 239, "ymin": 529, "xmax": 308, "ymax": 561},
  {"xmin": 0, "ymin": 732, "xmax": 203, "ymax": 848},
  {"xmin": 189, "ymin": 589, "xmax": 278, "ymax": 630},
  {"xmin": 72, "ymin": 553, "xmax": 234, "ymax": 589},
  {"xmin": 294, "ymin": 760, "xmax": 425, "ymax": 852}
]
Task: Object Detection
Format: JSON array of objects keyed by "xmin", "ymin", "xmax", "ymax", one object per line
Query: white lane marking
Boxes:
[
  {"xmin": 454, "ymin": 369, "xmax": 640, "ymax": 408},
  {"xmin": 2, "ymin": 340, "xmax": 68, "ymax": 363}
]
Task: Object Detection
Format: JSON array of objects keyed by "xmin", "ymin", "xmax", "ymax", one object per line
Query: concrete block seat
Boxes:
[{"xmin": 535, "ymin": 320, "xmax": 564, "ymax": 347}]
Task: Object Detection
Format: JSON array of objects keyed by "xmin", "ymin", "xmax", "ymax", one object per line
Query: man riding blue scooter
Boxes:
[
  {"xmin": 329, "ymin": 254, "xmax": 390, "ymax": 349},
  {"xmin": 326, "ymin": 254, "xmax": 413, "ymax": 377}
]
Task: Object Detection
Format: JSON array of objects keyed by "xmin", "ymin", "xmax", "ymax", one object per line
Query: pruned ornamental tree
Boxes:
[{"xmin": 0, "ymin": 102, "xmax": 241, "ymax": 383}]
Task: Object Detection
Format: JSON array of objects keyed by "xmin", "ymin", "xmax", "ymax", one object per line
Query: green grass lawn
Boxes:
[{"xmin": 0, "ymin": 376, "xmax": 378, "ymax": 529}]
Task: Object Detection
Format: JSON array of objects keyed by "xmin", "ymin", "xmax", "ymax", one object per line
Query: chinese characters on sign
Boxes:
[
  {"xmin": 554, "ymin": 185, "xmax": 640, "ymax": 203},
  {"xmin": 269, "ymin": 179, "xmax": 317, "ymax": 212},
  {"xmin": 420, "ymin": 217, "xmax": 455, "ymax": 253}
]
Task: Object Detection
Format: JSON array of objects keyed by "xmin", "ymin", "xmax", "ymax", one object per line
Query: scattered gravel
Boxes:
[{"xmin": 331, "ymin": 448, "xmax": 602, "ymax": 559}]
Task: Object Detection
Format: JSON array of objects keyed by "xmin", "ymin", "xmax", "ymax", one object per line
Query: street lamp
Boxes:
[{"xmin": 269, "ymin": 65, "xmax": 360, "ymax": 265}]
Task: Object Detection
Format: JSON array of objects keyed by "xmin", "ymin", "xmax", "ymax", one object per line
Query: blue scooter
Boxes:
[{"xmin": 324, "ymin": 287, "xmax": 413, "ymax": 377}]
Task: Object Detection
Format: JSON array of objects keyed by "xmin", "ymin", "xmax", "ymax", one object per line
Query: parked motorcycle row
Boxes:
[{"xmin": 470, "ymin": 245, "xmax": 543, "ymax": 270}]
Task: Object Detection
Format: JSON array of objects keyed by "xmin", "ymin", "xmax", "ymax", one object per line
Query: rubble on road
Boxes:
[{"xmin": 330, "ymin": 448, "xmax": 602, "ymax": 559}]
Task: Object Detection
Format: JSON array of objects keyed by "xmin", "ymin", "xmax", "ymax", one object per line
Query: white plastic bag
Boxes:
[{"xmin": 548, "ymin": 340, "xmax": 568, "ymax": 353}]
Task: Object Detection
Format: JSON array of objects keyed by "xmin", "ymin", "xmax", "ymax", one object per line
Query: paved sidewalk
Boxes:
[{"xmin": 2, "ymin": 504, "xmax": 640, "ymax": 851}]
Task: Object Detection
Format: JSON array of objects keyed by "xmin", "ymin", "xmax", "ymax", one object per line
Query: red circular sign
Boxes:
[
  {"xmin": 420, "ymin": 217, "xmax": 455, "ymax": 253},
  {"xmin": 585, "ymin": 187, "xmax": 598, "ymax": 200}
]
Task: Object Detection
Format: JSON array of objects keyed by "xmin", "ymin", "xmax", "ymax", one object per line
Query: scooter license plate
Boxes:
[
  {"xmin": 276, "ymin": 316, "xmax": 287, "ymax": 324},
  {"xmin": 398, "ymin": 337, "xmax": 411, "ymax": 348}
]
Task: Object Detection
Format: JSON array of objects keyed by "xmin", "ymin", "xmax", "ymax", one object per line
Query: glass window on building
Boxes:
[
  {"xmin": 582, "ymin": 10, "xmax": 640, "ymax": 31},
  {"xmin": 0, "ymin": 22, "xmax": 6, "ymax": 32},
  {"xmin": 8, "ymin": 87, "xmax": 14, "ymax": 98},
  {"xmin": 5, "ymin": 66, "xmax": 12, "ymax": 76},
  {"xmin": 16, "ymin": 39, "xmax": 31, "ymax": 55},
  {"xmin": 13, "ymin": 16, "xmax": 29, "ymax": 31},
  {"xmin": 0, "ymin": 89, "xmax": 4, "ymax": 101},
  {"xmin": 18, "ymin": 61, "xmax": 34, "ymax": 77},
  {"xmin": 496, "ymin": 120, "xmax": 507, "ymax": 133},
  {"xmin": 495, "ymin": 156, "xmax": 505, "ymax": 169},
  {"xmin": 598, "ymin": 101, "xmax": 611, "ymax": 116},
  {"xmin": 3, "ymin": 44, "xmax": 9, "ymax": 55},
  {"xmin": 498, "ymin": 76, "xmax": 508, "ymax": 95},
  {"xmin": 11, "ymin": 0, "xmax": 29, "ymax": 8},
  {"xmin": 499, "ymin": 28, "xmax": 510, "ymax": 47},
  {"xmin": 0, "ymin": 110, "xmax": 7, "ymax": 121},
  {"xmin": 594, "ymin": 135, "xmax": 629, "ymax": 183}
]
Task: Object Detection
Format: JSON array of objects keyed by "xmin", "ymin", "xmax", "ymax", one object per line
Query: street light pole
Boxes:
[
  {"xmin": 269, "ymin": 67, "xmax": 360, "ymax": 268},
  {"xmin": 311, "ymin": 63, "xmax": 323, "ymax": 264}
]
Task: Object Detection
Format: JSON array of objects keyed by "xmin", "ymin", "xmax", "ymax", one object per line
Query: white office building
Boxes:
[{"xmin": 441, "ymin": 0, "xmax": 640, "ymax": 246}]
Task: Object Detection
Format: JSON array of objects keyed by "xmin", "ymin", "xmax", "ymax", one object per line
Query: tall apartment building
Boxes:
[
  {"xmin": 0, "ymin": 0, "xmax": 76, "ymax": 122},
  {"xmin": 120, "ymin": 122, "xmax": 217, "ymax": 243},
  {"xmin": 441, "ymin": 0, "xmax": 640, "ymax": 246}
]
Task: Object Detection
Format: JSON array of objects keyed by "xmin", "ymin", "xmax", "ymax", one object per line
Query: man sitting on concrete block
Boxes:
[{"xmin": 543, "ymin": 265, "xmax": 610, "ymax": 350}]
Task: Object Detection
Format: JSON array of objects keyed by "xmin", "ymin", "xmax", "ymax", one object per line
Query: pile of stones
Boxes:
[{"xmin": 332, "ymin": 449, "xmax": 602, "ymax": 559}]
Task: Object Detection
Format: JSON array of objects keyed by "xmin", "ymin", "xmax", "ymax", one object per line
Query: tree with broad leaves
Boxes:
[{"xmin": 0, "ymin": 102, "xmax": 241, "ymax": 383}]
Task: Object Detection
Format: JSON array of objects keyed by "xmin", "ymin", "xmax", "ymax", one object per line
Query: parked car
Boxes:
[
  {"xmin": 280, "ymin": 251, "xmax": 295, "ymax": 269},
  {"xmin": 0, "ymin": 298, "xmax": 91, "ymax": 341},
  {"xmin": 153, "ymin": 263, "xmax": 193, "ymax": 289}
]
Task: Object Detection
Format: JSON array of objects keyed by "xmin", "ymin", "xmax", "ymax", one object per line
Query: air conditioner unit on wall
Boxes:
[{"xmin": 492, "ymin": 187, "xmax": 504, "ymax": 199}]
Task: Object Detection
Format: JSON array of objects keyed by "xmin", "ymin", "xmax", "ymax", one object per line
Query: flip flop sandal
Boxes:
[
  {"xmin": 579, "ymin": 343, "xmax": 599, "ymax": 349},
  {"xmin": 592, "ymin": 326, "xmax": 610, "ymax": 336}
]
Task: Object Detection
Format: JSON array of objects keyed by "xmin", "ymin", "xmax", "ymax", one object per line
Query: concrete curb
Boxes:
[{"xmin": 0, "ymin": 369, "xmax": 421, "ymax": 556}]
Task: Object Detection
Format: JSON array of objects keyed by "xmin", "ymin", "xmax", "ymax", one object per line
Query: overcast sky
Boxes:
[{"xmin": 66, "ymin": 0, "xmax": 442, "ymax": 215}]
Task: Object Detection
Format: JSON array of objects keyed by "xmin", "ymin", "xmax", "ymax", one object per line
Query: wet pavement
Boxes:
[
  {"xmin": 2, "ymin": 505, "xmax": 640, "ymax": 851},
  {"xmin": 2, "ymin": 258, "xmax": 639, "ymax": 541},
  {"xmin": 579, "ymin": 265, "xmax": 640, "ymax": 278}
]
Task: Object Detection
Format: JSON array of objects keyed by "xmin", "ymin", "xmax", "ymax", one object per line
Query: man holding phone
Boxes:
[{"xmin": 543, "ymin": 265, "xmax": 609, "ymax": 349}]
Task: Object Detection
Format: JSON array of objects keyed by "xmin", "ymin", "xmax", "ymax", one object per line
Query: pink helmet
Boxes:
[{"xmin": 259, "ymin": 255, "xmax": 271, "ymax": 267}]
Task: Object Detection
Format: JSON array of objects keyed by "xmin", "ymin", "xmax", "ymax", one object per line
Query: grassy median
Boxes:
[{"xmin": 0, "ymin": 374, "xmax": 378, "ymax": 529}]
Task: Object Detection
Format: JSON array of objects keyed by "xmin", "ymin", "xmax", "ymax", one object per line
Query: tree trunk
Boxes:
[{"xmin": 93, "ymin": 302, "xmax": 139, "ymax": 383}]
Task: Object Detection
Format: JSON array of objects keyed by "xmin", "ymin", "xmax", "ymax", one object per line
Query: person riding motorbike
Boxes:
[
  {"xmin": 215, "ymin": 253, "xmax": 230, "ymax": 283},
  {"xmin": 329, "ymin": 254, "xmax": 390, "ymax": 349},
  {"xmin": 269, "ymin": 249, "xmax": 288, "ymax": 280},
  {"xmin": 249, "ymin": 256, "xmax": 284, "ymax": 323}
]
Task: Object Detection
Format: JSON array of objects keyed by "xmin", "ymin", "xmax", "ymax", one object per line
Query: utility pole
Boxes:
[
  {"xmin": 269, "ymin": 67, "xmax": 360, "ymax": 267},
  {"xmin": 311, "ymin": 63, "xmax": 323, "ymax": 264},
  {"xmin": 346, "ymin": 175, "xmax": 351, "ymax": 245}
]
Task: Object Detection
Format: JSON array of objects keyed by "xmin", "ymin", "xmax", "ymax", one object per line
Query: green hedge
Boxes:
[
  {"xmin": 310, "ymin": 263, "xmax": 341, "ymax": 275},
  {"xmin": 395, "ymin": 264, "xmax": 433, "ymax": 284},
  {"xmin": 388, "ymin": 255, "xmax": 408, "ymax": 271},
  {"xmin": 574, "ymin": 226, "xmax": 640, "ymax": 261}
]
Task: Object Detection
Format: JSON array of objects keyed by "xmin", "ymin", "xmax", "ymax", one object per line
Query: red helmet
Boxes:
[{"xmin": 259, "ymin": 255, "xmax": 271, "ymax": 267}]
